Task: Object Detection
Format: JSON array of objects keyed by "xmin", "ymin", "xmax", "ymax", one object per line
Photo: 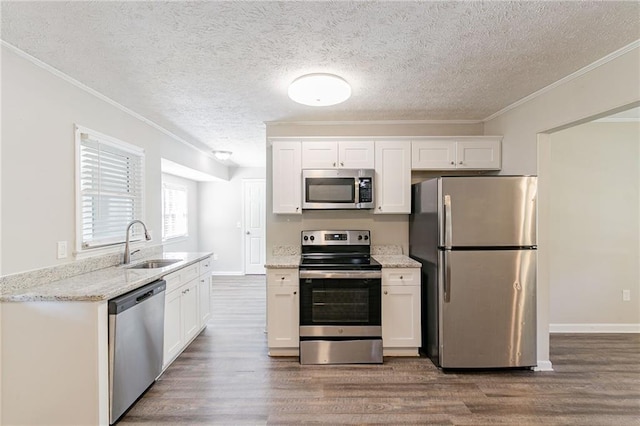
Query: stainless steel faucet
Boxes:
[{"xmin": 123, "ymin": 220, "xmax": 152, "ymax": 264}]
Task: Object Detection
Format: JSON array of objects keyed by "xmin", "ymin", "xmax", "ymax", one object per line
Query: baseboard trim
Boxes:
[
  {"xmin": 534, "ymin": 360, "xmax": 554, "ymax": 372},
  {"xmin": 211, "ymin": 271, "xmax": 244, "ymax": 276},
  {"xmin": 550, "ymin": 323, "xmax": 640, "ymax": 333}
]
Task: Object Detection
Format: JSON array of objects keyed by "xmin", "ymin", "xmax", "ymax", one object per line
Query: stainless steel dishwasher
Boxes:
[{"xmin": 108, "ymin": 279, "xmax": 166, "ymax": 424}]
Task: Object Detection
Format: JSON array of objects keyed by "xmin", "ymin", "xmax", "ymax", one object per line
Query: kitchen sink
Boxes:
[{"xmin": 127, "ymin": 259, "xmax": 182, "ymax": 269}]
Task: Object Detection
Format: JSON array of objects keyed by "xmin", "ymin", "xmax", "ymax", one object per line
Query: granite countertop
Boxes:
[
  {"xmin": 1, "ymin": 252, "xmax": 212, "ymax": 303},
  {"xmin": 373, "ymin": 255, "xmax": 421, "ymax": 268},
  {"xmin": 265, "ymin": 255, "xmax": 301, "ymax": 269}
]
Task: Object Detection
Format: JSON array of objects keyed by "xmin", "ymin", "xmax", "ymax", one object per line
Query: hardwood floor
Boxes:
[{"xmin": 119, "ymin": 275, "xmax": 640, "ymax": 425}]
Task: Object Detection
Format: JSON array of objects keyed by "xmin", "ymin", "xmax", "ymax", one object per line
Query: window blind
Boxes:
[
  {"xmin": 79, "ymin": 130, "xmax": 145, "ymax": 249},
  {"xmin": 162, "ymin": 183, "xmax": 188, "ymax": 240}
]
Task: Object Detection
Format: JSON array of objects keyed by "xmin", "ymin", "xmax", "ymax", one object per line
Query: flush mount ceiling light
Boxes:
[
  {"xmin": 213, "ymin": 150, "xmax": 232, "ymax": 161},
  {"xmin": 288, "ymin": 73, "xmax": 351, "ymax": 106}
]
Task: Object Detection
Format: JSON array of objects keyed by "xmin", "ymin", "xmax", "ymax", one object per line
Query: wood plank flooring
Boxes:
[{"xmin": 119, "ymin": 275, "xmax": 640, "ymax": 425}]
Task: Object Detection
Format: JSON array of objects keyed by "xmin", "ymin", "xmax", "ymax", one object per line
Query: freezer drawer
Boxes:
[{"xmin": 439, "ymin": 249, "xmax": 536, "ymax": 368}]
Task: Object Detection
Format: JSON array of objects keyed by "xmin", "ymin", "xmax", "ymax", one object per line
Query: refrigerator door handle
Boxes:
[
  {"xmin": 444, "ymin": 194, "xmax": 452, "ymax": 249},
  {"xmin": 444, "ymin": 249, "xmax": 451, "ymax": 303}
]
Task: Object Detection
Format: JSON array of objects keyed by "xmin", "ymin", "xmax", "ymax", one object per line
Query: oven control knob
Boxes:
[
  {"xmin": 303, "ymin": 236, "xmax": 308, "ymax": 241},
  {"xmin": 364, "ymin": 235, "xmax": 369, "ymax": 240},
  {"xmin": 358, "ymin": 235, "xmax": 363, "ymax": 241},
  {"xmin": 310, "ymin": 236, "xmax": 315, "ymax": 241}
]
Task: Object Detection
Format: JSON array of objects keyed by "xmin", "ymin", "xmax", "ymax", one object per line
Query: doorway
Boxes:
[
  {"xmin": 243, "ymin": 179, "xmax": 266, "ymax": 274},
  {"xmin": 539, "ymin": 107, "xmax": 640, "ymax": 333}
]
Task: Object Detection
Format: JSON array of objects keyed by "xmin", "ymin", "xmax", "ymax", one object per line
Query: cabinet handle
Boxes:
[
  {"xmin": 340, "ymin": 162, "xmax": 344, "ymax": 167},
  {"xmin": 400, "ymin": 276, "xmax": 403, "ymax": 280},
  {"xmin": 281, "ymin": 276, "xmax": 285, "ymax": 280},
  {"xmin": 459, "ymin": 161, "xmax": 463, "ymax": 165},
  {"xmin": 450, "ymin": 161, "xmax": 455, "ymax": 165},
  {"xmin": 296, "ymin": 207, "xmax": 299, "ymax": 211},
  {"xmin": 384, "ymin": 290, "xmax": 388, "ymax": 295},
  {"xmin": 378, "ymin": 206, "xmax": 382, "ymax": 210},
  {"xmin": 333, "ymin": 162, "xmax": 336, "ymax": 167},
  {"xmin": 293, "ymin": 291, "xmax": 297, "ymax": 295}
]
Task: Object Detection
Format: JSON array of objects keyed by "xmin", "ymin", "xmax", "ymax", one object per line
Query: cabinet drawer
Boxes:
[
  {"xmin": 163, "ymin": 262, "xmax": 201, "ymax": 293},
  {"xmin": 200, "ymin": 256, "xmax": 213, "ymax": 275},
  {"xmin": 267, "ymin": 269, "xmax": 299, "ymax": 287},
  {"xmin": 382, "ymin": 268, "xmax": 420, "ymax": 286}
]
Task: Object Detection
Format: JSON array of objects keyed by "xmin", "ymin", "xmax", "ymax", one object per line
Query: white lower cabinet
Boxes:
[
  {"xmin": 266, "ymin": 268, "xmax": 299, "ymax": 355},
  {"xmin": 163, "ymin": 287, "xmax": 183, "ymax": 364},
  {"xmin": 199, "ymin": 257, "xmax": 213, "ymax": 325},
  {"xmin": 162, "ymin": 256, "xmax": 213, "ymax": 369},
  {"xmin": 382, "ymin": 268, "xmax": 421, "ymax": 356}
]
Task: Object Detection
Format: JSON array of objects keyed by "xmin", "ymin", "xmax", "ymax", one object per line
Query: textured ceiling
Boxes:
[{"xmin": 2, "ymin": 1, "xmax": 639, "ymax": 167}]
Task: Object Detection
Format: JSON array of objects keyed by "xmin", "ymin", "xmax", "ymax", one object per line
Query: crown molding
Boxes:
[
  {"xmin": 483, "ymin": 39, "xmax": 640, "ymax": 123},
  {"xmin": 1, "ymin": 40, "xmax": 217, "ymax": 160},
  {"xmin": 265, "ymin": 119, "xmax": 482, "ymax": 126}
]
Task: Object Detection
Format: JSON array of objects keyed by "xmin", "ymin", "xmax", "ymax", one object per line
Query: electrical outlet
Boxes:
[
  {"xmin": 57, "ymin": 241, "xmax": 68, "ymax": 259},
  {"xmin": 622, "ymin": 289, "xmax": 631, "ymax": 302}
]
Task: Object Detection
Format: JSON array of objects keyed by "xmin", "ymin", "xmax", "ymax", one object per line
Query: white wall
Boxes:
[
  {"xmin": 549, "ymin": 121, "xmax": 640, "ymax": 329},
  {"xmin": 161, "ymin": 173, "xmax": 200, "ymax": 253},
  {"xmin": 200, "ymin": 167, "xmax": 266, "ymax": 274},
  {"xmin": 484, "ymin": 45, "xmax": 640, "ymax": 369},
  {"xmin": 0, "ymin": 45, "xmax": 228, "ymax": 275},
  {"xmin": 265, "ymin": 121, "xmax": 485, "ymax": 257}
]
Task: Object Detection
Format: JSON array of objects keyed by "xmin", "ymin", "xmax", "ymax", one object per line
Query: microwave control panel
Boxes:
[{"xmin": 359, "ymin": 178, "xmax": 373, "ymax": 203}]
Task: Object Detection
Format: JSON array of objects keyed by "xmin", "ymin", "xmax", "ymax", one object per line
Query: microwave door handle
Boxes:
[{"xmin": 354, "ymin": 179, "xmax": 360, "ymax": 206}]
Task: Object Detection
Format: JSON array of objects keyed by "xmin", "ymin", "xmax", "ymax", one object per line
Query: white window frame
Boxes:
[
  {"xmin": 162, "ymin": 182, "xmax": 189, "ymax": 241},
  {"xmin": 75, "ymin": 124, "xmax": 146, "ymax": 255}
]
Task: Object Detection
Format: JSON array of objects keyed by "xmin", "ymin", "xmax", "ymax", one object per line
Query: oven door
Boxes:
[{"xmin": 299, "ymin": 270, "xmax": 381, "ymax": 333}]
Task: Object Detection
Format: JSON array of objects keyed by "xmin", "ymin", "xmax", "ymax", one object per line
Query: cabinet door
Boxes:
[
  {"xmin": 199, "ymin": 275, "xmax": 211, "ymax": 326},
  {"xmin": 375, "ymin": 140, "xmax": 411, "ymax": 214},
  {"xmin": 301, "ymin": 141, "xmax": 338, "ymax": 169},
  {"xmin": 411, "ymin": 140, "xmax": 456, "ymax": 170},
  {"xmin": 267, "ymin": 285, "xmax": 299, "ymax": 348},
  {"xmin": 266, "ymin": 269, "xmax": 299, "ymax": 349},
  {"xmin": 382, "ymin": 285, "xmax": 421, "ymax": 348},
  {"xmin": 456, "ymin": 139, "xmax": 501, "ymax": 170},
  {"xmin": 272, "ymin": 141, "xmax": 302, "ymax": 214},
  {"xmin": 339, "ymin": 141, "xmax": 375, "ymax": 169},
  {"xmin": 181, "ymin": 279, "xmax": 200, "ymax": 343},
  {"xmin": 163, "ymin": 289, "xmax": 183, "ymax": 367}
]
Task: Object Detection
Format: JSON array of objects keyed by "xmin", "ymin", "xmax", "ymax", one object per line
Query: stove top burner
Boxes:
[
  {"xmin": 300, "ymin": 230, "xmax": 381, "ymax": 271},
  {"xmin": 300, "ymin": 255, "xmax": 381, "ymax": 270}
]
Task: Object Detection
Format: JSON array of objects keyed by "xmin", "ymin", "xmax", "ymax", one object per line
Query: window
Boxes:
[
  {"xmin": 162, "ymin": 183, "xmax": 188, "ymax": 240},
  {"xmin": 76, "ymin": 125, "xmax": 145, "ymax": 251}
]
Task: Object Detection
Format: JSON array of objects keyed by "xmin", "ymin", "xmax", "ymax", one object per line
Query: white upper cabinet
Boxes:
[
  {"xmin": 272, "ymin": 141, "xmax": 302, "ymax": 214},
  {"xmin": 302, "ymin": 140, "xmax": 374, "ymax": 169},
  {"xmin": 374, "ymin": 140, "xmax": 411, "ymax": 214},
  {"xmin": 412, "ymin": 137, "xmax": 501, "ymax": 170}
]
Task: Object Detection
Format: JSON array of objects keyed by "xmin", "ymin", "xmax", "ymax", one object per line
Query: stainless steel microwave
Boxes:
[{"xmin": 302, "ymin": 169, "xmax": 375, "ymax": 210}]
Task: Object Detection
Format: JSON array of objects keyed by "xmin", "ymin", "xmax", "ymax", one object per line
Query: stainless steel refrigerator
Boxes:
[{"xmin": 409, "ymin": 176, "xmax": 537, "ymax": 369}]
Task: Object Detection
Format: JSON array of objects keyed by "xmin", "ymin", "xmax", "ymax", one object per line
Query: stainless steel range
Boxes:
[{"xmin": 299, "ymin": 230, "xmax": 383, "ymax": 365}]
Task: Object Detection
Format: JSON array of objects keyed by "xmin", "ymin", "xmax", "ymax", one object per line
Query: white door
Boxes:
[{"xmin": 244, "ymin": 179, "xmax": 266, "ymax": 274}]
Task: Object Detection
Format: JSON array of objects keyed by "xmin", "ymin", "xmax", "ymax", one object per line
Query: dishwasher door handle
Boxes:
[{"xmin": 136, "ymin": 290, "xmax": 154, "ymax": 303}]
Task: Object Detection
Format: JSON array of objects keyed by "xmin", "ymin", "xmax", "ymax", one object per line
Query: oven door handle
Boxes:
[{"xmin": 299, "ymin": 270, "xmax": 382, "ymax": 279}]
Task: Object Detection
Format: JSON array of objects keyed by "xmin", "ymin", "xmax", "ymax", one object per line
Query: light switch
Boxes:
[{"xmin": 57, "ymin": 241, "xmax": 68, "ymax": 259}]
